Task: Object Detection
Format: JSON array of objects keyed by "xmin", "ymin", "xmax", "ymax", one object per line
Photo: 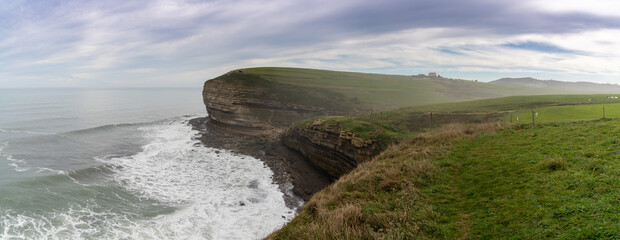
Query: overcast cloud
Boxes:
[{"xmin": 1, "ymin": 0, "xmax": 620, "ymax": 87}]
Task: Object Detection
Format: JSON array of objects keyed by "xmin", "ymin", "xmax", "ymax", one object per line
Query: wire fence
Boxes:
[{"xmin": 508, "ymin": 106, "xmax": 610, "ymax": 126}]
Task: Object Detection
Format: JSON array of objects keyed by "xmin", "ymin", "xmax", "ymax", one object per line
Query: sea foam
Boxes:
[
  {"xmin": 0, "ymin": 119, "xmax": 295, "ymax": 239},
  {"xmin": 0, "ymin": 142, "xmax": 30, "ymax": 172},
  {"xmin": 101, "ymin": 119, "xmax": 296, "ymax": 239}
]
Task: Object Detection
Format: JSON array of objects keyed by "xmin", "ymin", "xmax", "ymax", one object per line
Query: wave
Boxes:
[
  {"xmin": 0, "ymin": 114, "xmax": 201, "ymax": 138},
  {"xmin": 7, "ymin": 155, "xmax": 31, "ymax": 172},
  {"xmin": 60, "ymin": 122, "xmax": 154, "ymax": 136},
  {"xmin": 0, "ymin": 128, "xmax": 56, "ymax": 135},
  {"xmin": 58, "ymin": 115, "xmax": 200, "ymax": 136},
  {"xmin": 0, "ymin": 117, "xmax": 295, "ymax": 239},
  {"xmin": 0, "ymin": 142, "xmax": 30, "ymax": 172},
  {"xmin": 0, "ymin": 115, "xmax": 202, "ymax": 176},
  {"xmin": 98, "ymin": 119, "xmax": 296, "ymax": 238}
]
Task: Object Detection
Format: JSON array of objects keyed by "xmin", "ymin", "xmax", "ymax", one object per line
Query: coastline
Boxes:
[{"xmin": 188, "ymin": 117, "xmax": 332, "ymax": 209}]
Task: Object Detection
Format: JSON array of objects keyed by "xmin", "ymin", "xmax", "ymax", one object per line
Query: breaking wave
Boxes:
[{"xmin": 0, "ymin": 119, "xmax": 295, "ymax": 239}]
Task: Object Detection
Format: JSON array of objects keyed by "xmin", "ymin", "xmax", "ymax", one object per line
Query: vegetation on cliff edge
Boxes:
[
  {"xmin": 272, "ymin": 95, "xmax": 620, "ymax": 239},
  {"xmin": 269, "ymin": 121, "xmax": 619, "ymax": 239},
  {"xmin": 293, "ymin": 94, "xmax": 620, "ymax": 149}
]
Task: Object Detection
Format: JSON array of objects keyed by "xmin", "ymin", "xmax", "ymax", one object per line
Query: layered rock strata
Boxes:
[
  {"xmin": 201, "ymin": 70, "xmax": 378, "ymax": 199},
  {"xmin": 202, "ymin": 72, "xmax": 328, "ymax": 137},
  {"xmin": 282, "ymin": 119, "xmax": 381, "ymax": 179}
]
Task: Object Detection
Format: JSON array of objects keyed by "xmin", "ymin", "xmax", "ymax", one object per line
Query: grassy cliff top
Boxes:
[
  {"xmin": 271, "ymin": 121, "xmax": 620, "ymax": 239},
  {"xmin": 231, "ymin": 67, "xmax": 576, "ymax": 111}
]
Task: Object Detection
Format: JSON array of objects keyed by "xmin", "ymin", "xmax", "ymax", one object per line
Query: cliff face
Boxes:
[
  {"xmin": 203, "ymin": 71, "xmax": 329, "ymax": 136},
  {"xmin": 282, "ymin": 119, "xmax": 382, "ymax": 179},
  {"xmin": 202, "ymin": 77, "xmax": 270, "ymax": 132},
  {"xmin": 202, "ymin": 70, "xmax": 378, "ymax": 182}
]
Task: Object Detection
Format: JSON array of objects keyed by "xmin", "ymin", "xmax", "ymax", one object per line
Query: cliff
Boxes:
[
  {"xmin": 201, "ymin": 68, "xmax": 497, "ymax": 183},
  {"xmin": 202, "ymin": 70, "xmax": 361, "ymax": 137},
  {"xmin": 282, "ymin": 119, "xmax": 383, "ymax": 179},
  {"xmin": 200, "ymin": 69, "xmax": 370, "ymax": 201},
  {"xmin": 202, "ymin": 70, "xmax": 392, "ymax": 178}
]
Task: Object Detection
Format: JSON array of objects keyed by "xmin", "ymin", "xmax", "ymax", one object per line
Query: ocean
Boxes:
[{"xmin": 0, "ymin": 88, "xmax": 294, "ymax": 239}]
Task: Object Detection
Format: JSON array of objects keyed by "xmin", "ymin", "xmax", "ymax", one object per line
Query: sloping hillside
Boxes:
[
  {"xmin": 271, "ymin": 94, "xmax": 620, "ymax": 239},
  {"xmin": 490, "ymin": 77, "xmax": 620, "ymax": 93},
  {"xmin": 270, "ymin": 121, "xmax": 619, "ymax": 239},
  {"xmin": 202, "ymin": 68, "xmax": 581, "ymax": 135},
  {"xmin": 238, "ymin": 67, "xmax": 575, "ymax": 111}
]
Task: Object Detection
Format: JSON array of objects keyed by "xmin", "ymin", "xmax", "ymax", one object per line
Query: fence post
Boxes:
[
  {"xmin": 603, "ymin": 107, "xmax": 605, "ymax": 119},
  {"xmin": 430, "ymin": 112, "xmax": 433, "ymax": 130},
  {"xmin": 532, "ymin": 110, "xmax": 535, "ymax": 126},
  {"xmin": 370, "ymin": 109, "xmax": 374, "ymax": 123},
  {"xmin": 511, "ymin": 113, "xmax": 513, "ymax": 123}
]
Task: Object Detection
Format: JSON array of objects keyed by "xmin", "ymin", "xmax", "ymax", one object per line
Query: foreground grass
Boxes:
[
  {"xmin": 269, "ymin": 121, "xmax": 619, "ymax": 239},
  {"xmin": 429, "ymin": 120, "xmax": 619, "ymax": 239}
]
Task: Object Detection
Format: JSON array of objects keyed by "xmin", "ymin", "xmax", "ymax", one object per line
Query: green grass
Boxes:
[
  {"xmin": 293, "ymin": 94, "xmax": 620, "ymax": 147},
  {"xmin": 409, "ymin": 94, "xmax": 620, "ymax": 113},
  {"xmin": 427, "ymin": 121, "xmax": 619, "ymax": 239},
  {"xmin": 508, "ymin": 102, "xmax": 620, "ymax": 124},
  {"xmin": 297, "ymin": 111, "xmax": 497, "ymax": 147},
  {"xmin": 240, "ymin": 67, "xmax": 576, "ymax": 110},
  {"xmin": 270, "ymin": 121, "xmax": 620, "ymax": 239}
]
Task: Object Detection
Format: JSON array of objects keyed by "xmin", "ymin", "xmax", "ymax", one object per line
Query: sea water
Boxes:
[{"xmin": 0, "ymin": 88, "xmax": 294, "ymax": 239}]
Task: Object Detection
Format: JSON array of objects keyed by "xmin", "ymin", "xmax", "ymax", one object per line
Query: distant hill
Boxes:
[
  {"xmin": 490, "ymin": 77, "xmax": 620, "ymax": 93},
  {"xmin": 237, "ymin": 68, "xmax": 575, "ymax": 111}
]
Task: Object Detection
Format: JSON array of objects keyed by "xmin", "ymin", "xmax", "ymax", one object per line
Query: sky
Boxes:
[{"xmin": 2, "ymin": 0, "xmax": 620, "ymax": 88}]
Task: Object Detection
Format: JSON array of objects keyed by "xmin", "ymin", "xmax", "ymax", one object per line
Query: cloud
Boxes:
[
  {"xmin": 1, "ymin": 0, "xmax": 620, "ymax": 88},
  {"xmin": 502, "ymin": 41, "xmax": 583, "ymax": 54},
  {"xmin": 526, "ymin": 0, "xmax": 620, "ymax": 17},
  {"xmin": 297, "ymin": 0, "xmax": 620, "ymax": 36}
]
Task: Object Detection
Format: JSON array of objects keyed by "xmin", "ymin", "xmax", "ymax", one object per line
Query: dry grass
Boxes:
[{"xmin": 267, "ymin": 122, "xmax": 506, "ymax": 239}]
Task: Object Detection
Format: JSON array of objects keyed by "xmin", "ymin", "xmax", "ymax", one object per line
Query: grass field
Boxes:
[
  {"xmin": 240, "ymin": 67, "xmax": 574, "ymax": 110},
  {"xmin": 271, "ymin": 93, "xmax": 620, "ymax": 239},
  {"xmin": 509, "ymin": 102, "xmax": 620, "ymax": 124},
  {"xmin": 428, "ymin": 121, "xmax": 619, "ymax": 239},
  {"xmin": 294, "ymin": 94, "xmax": 620, "ymax": 146},
  {"xmin": 409, "ymin": 94, "xmax": 620, "ymax": 113},
  {"xmin": 270, "ymin": 121, "xmax": 620, "ymax": 239}
]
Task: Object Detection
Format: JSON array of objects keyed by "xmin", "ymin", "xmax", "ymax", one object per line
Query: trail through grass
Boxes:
[
  {"xmin": 428, "ymin": 120, "xmax": 619, "ymax": 239},
  {"xmin": 270, "ymin": 121, "xmax": 620, "ymax": 239}
]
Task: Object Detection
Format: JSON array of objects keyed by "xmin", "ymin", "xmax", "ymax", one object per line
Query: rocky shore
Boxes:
[
  {"xmin": 194, "ymin": 69, "xmax": 384, "ymax": 209},
  {"xmin": 189, "ymin": 117, "xmax": 331, "ymax": 208}
]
